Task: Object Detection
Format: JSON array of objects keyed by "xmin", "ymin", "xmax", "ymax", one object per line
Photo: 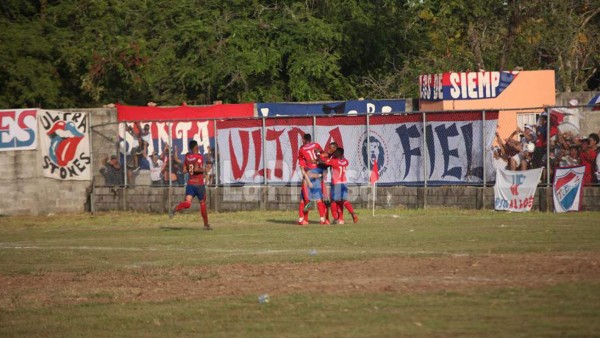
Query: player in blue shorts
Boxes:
[
  {"xmin": 171, "ymin": 140, "xmax": 211, "ymax": 230},
  {"xmin": 297, "ymin": 134, "xmax": 329, "ymax": 225},
  {"xmin": 325, "ymin": 148, "xmax": 357, "ymax": 224}
]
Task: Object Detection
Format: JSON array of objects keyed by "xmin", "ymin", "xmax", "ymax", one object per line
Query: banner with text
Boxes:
[
  {"xmin": 116, "ymin": 103, "xmax": 253, "ymax": 170},
  {"xmin": 257, "ymin": 99, "xmax": 406, "ymax": 117},
  {"xmin": 217, "ymin": 112, "xmax": 498, "ymax": 185},
  {"xmin": 118, "ymin": 121, "xmax": 215, "ymax": 170},
  {"xmin": 39, "ymin": 110, "xmax": 91, "ymax": 180},
  {"xmin": 553, "ymin": 166, "xmax": 584, "ymax": 213},
  {"xmin": 419, "ymin": 71, "xmax": 518, "ymax": 101},
  {"xmin": 494, "ymin": 167, "xmax": 543, "ymax": 212},
  {"xmin": 0, "ymin": 109, "xmax": 38, "ymax": 151}
]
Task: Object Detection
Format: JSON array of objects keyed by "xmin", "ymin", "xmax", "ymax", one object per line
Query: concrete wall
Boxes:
[
  {"xmin": 0, "ymin": 108, "xmax": 116, "ymax": 216},
  {"xmin": 92, "ymin": 185, "xmax": 600, "ymax": 213}
]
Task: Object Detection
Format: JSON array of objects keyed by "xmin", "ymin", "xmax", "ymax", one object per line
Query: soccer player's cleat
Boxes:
[
  {"xmin": 352, "ymin": 213, "xmax": 358, "ymax": 224},
  {"xmin": 320, "ymin": 219, "xmax": 330, "ymax": 225},
  {"xmin": 336, "ymin": 219, "xmax": 345, "ymax": 225},
  {"xmin": 298, "ymin": 218, "xmax": 305, "ymax": 225},
  {"xmin": 203, "ymin": 225, "xmax": 213, "ymax": 231},
  {"xmin": 301, "ymin": 220, "xmax": 309, "ymax": 225}
]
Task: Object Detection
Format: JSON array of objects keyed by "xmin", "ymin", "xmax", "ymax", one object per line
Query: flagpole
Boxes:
[
  {"xmin": 372, "ymin": 182, "xmax": 376, "ymax": 216},
  {"xmin": 370, "ymin": 159, "xmax": 379, "ymax": 216}
]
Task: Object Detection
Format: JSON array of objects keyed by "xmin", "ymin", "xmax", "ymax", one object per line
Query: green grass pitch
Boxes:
[{"xmin": 0, "ymin": 208, "xmax": 599, "ymax": 337}]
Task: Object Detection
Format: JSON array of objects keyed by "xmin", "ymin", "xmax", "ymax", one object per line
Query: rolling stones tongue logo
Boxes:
[{"xmin": 47, "ymin": 121, "xmax": 84, "ymax": 166}]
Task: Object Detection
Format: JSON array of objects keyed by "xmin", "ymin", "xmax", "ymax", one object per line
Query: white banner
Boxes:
[
  {"xmin": 264, "ymin": 123, "xmax": 312, "ymax": 184},
  {"xmin": 38, "ymin": 110, "xmax": 91, "ymax": 180},
  {"xmin": 553, "ymin": 166, "xmax": 584, "ymax": 213},
  {"xmin": 217, "ymin": 113, "xmax": 498, "ymax": 185},
  {"xmin": 494, "ymin": 167, "xmax": 543, "ymax": 212},
  {"xmin": 217, "ymin": 119, "xmax": 267, "ymax": 184},
  {"xmin": 0, "ymin": 109, "xmax": 38, "ymax": 151}
]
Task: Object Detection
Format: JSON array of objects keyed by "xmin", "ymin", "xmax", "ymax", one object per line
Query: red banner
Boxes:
[{"xmin": 116, "ymin": 103, "xmax": 255, "ymax": 122}]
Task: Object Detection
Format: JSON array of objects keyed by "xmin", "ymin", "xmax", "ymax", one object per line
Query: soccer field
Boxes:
[{"xmin": 0, "ymin": 209, "xmax": 599, "ymax": 337}]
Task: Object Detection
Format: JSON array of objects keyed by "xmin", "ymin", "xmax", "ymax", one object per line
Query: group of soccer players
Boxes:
[
  {"xmin": 298, "ymin": 133, "xmax": 358, "ymax": 225},
  {"xmin": 170, "ymin": 134, "xmax": 358, "ymax": 229}
]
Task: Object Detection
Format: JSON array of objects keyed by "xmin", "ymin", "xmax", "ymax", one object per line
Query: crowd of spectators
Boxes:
[
  {"xmin": 101, "ymin": 113, "xmax": 598, "ymax": 188},
  {"xmin": 100, "ymin": 123, "xmax": 216, "ymax": 187},
  {"xmin": 493, "ymin": 112, "xmax": 599, "ymax": 186}
]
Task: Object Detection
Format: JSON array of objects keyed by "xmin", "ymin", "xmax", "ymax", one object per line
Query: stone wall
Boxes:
[
  {"xmin": 92, "ymin": 185, "xmax": 600, "ymax": 213},
  {"xmin": 0, "ymin": 108, "xmax": 116, "ymax": 216}
]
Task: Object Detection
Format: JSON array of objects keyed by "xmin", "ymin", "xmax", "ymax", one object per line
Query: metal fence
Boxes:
[{"xmin": 90, "ymin": 104, "xmax": 600, "ymax": 211}]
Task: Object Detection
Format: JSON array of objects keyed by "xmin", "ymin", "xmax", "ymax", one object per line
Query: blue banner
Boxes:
[
  {"xmin": 257, "ymin": 99, "xmax": 406, "ymax": 117},
  {"xmin": 420, "ymin": 71, "xmax": 519, "ymax": 101}
]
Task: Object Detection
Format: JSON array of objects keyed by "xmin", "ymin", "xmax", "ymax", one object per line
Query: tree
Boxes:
[{"xmin": 0, "ymin": 0, "xmax": 598, "ymax": 108}]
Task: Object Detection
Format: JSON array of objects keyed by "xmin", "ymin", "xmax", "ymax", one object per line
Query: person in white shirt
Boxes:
[
  {"xmin": 559, "ymin": 145, "xmax": 580, "ymax": 167},
  {"xmin": 510, "ymin": 143, "xmax": 534, "ymax": 171},
  {"xmin": 146, "ymin": 150, "xmax": 164, "ymax": 186},
  {"xmin": 492, "ymin": 146, "xmax": 507, "ymax": 171}
]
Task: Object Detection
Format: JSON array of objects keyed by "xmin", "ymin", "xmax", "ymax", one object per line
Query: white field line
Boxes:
[{"xmin": 0, "ymin": 243, "xmax": 460, "ymax": 257}]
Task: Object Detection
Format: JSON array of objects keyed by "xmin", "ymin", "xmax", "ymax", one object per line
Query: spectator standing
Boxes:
[
  {"xmin": 581, "ymin": 133, "xmax": 600, "ymax": 185},
  {"xmin": 99, "ymin": 155, "xmax": 124, "ymax": 186},
  {"xmin": 161, "ymin": 145, "xmax": 180, "ymax": 185},
  {"xmin": 117, "ymin": 125, "xmax": 141, "ymax": 186},
  {"xmin": 491, "ymin": 146, "xmax": 508, "ymax": 171},
  {"xmin": 204, "ymin": 145, "xmax": 215, "ymax": 185},
  {"xmin": 596, "ymin": 130, "xmax": 600, "ymax": 183},
  {"xmin": 137, "ymin": 123, "xmax": 152, "ymax": 146},
  {"xmin": 131, "ymin": 135, "xmax": 145, "ymax": 171},
  {"xmin": 579, "ymin": 133, "xmax": 598, "ymax": 186},
  {"xmin": 171, "ymin": 145, "xmax": 185, "ymax": 185},
  {"xmin": 532, "ymin": 114, "xmax": 558, "ymax": 169},
  {"xmin": 147, "ymin": 151, "xmax": 164, "ymax": 186},
  {"xmin": 596, "ymin": 146, "xmax": 600, "ymax": 183}
]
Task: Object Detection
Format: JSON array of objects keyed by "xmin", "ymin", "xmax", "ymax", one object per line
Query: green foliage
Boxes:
[{"xmin": 0, "ymin": 0, "xmax": 599, "ymax": 108}]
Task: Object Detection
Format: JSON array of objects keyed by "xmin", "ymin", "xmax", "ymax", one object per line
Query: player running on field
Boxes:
[
  {"xmin": 170, "ymin": 140, "xmax": 212, "ymax": 230},
  {"xmin": 324, "ymin": 147, "xmax": 358, "ymax": 224},
  {"xmin": 297, "ymin": 133, "xmax": 329, "ymax": 225}
]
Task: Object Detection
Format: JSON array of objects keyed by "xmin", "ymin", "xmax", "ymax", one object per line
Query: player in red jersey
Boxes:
[
  {"xmin": 325, "ymin": 148, "xmax": 358, "ymax": 224},
  {"xmin": 170, "ymin": 140, "xmax": 212, "ymax": 230},
  {"xmin": 319, "ymin": 142, "xmax": 339, "ymax": 222},
  {"xmin": 297, "ymin": 133, "xmax": 329, "ymax": 225}
]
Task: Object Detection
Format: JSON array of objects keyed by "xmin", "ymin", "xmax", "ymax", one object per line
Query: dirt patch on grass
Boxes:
[{"xmin": 1, "ymin": 252, "xmax": 599, "ymax": 308}]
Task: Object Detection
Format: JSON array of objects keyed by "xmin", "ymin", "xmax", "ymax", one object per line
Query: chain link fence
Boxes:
[{"xmin": 90, "ymin": 105, "xmax": 600, "ymax": 212}]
